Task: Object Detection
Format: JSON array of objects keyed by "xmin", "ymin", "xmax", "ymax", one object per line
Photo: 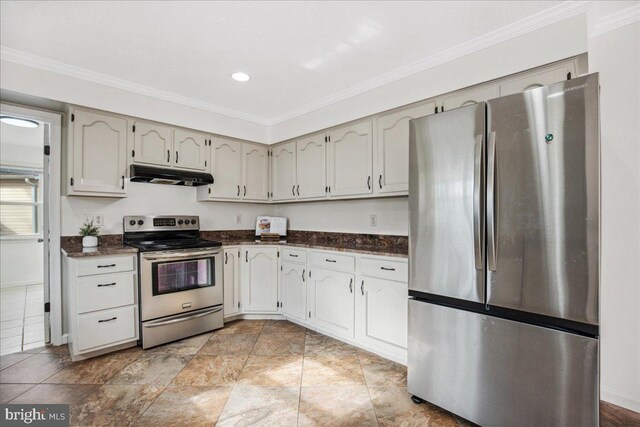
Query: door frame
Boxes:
[{"xmin": 1, "ymin": 103, "xmax": 63, "ymax": 346}]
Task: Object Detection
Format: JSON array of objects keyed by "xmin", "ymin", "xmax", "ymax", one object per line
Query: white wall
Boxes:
[
  {"xmin": 0, "ymin": 240, "xmax": 44, "ymax": 288},
  {"xmin": 61, "ymin": 182, "xmax": 272, "ymax": 235},
  {"xmin": 588, "ymin": 20, "xmax": 640, "ymax": 412},
  {"xmin": 273, "ymin": 197, "xmax": 408, "ymax": 236}
]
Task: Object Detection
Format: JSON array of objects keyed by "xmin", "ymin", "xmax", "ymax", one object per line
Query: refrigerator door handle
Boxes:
[
  {"xmin": 487, "ymin": 131, "xmax": 497, "ymax": 271},
  {"xmin": 473, "ymin": 133, "xmax": 484, "ymax": 270}
]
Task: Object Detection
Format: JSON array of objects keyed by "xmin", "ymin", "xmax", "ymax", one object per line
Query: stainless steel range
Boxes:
[{"xmin": 123, "ymin": 215, "xmax": 223, "ymax": 349}]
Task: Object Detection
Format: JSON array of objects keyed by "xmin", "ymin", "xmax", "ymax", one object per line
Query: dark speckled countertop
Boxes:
[{"xmin": 61, "ymin": 230, "xmax": 408, "ymax": 258}]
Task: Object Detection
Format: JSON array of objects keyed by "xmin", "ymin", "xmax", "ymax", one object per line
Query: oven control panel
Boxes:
[{"xmin": 123, "ymin": 215, "xmax": 200, "ymax": 232}]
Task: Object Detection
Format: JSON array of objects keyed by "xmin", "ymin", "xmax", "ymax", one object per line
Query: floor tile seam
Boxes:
[
  {"xmin": 20, "ymin": 290, "xmax": 28, "ymax": 352},
  {"xmin": 162, "ymin": 351, "xmax": 198, "ymax": 387},
  {"xmin": 133, "ymin": 384, "xmax": 169, "ymax": 424},
  {"xmin": 0, "ymin": 352, "xmax": 36, "ymax": 371},
  {"xmin": 5, "ymin": 383, "xmax": 37, "ymax": 403},
  {"xmin": 363, "ymin": 378, "xmax": 382, "ymax": 427}
]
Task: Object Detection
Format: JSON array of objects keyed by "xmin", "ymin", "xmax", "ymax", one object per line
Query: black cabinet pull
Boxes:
[
  {"xmin": 97, "ymin": 282, "xmax": 116, "ymax": 287},
  {"xmin": 325, "ymin": 259, "xmax": 337, "ymax": 263},
  {"xmin": 349, "ymin": 278, "xmax": 353, "ymax": 293},
  {"xmin": 361, "ymin": 280, "xmax": 365, "ymax": 295},
  {"xmin": 289, "ymin": 254, "xmax": 298, "ymax": 257},
  {"xmin": 97, "ymin": 264, "xmax": 116, "ymax": 268},
  {"xmin": 302, "ymin": 269, "xmax": 305, "ymax": 282},
  {"xmin": 98, "ymin": 317, "xmax": 117, "ymax": 323},
  {"xmin": 246, "ymin": 251, "xmax": 248, "ymax": 262},
  {"xmin": 121, "ymin": 175, "xmax": 125, "ymax": 190},
  {"xmin": 367, "ymin": 176, "xmax": 371, "ymax": 190},
  {"xmin": 237, "ymin": 185, "xmax": 240, "ymax": 196},
  {"xmin": 167, "ymin": 150, "xmax": 170, "ymax": 162},
  {"xmin": 225, "ymin": 253, "xmax": 228, "ymax": 264},
  {"xmin": 380, "ymin": 267, "xmax": 396, "ymax": 271},
  {"xmin": 296, "ymin": 185, "xmax": 299, "ymax": 196},
  {"xmin": 244, "ymin": 186, "xmax": 247, "ymax": 197},
  {"xmin": 176, "ymin": 151, "xmax": 179, "ymax": 163},
  {"xmin": 292, "ymin": 185, "xmax": 295, "ymax": 196},
  {"xmin": 379, "ymin": 175, "xmax": 382, "ymax": 189}
]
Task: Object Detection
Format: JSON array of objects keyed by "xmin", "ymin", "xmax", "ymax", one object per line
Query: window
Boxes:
[{"xmin": 0, "ymin": 170, "xmax": 42, "ymax": 237}]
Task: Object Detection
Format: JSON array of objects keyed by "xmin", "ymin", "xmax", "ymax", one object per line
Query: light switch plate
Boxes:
[{"xmin": 369, "ymin": 214, "xmax": 377, "ymax": 227}]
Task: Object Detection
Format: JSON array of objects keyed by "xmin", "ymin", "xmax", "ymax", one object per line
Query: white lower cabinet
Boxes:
[
  {"xmin": 355, "ymin": 275, "xmax": 408, "ymax": 359},
  {"xmin": 242, "ymin": 247, "xmax": 279, "ymax": 313},
  {"xmin": 223, "ymin": 246, "xmax": 241, "ymax": 318},
  {"xmin": 62, "ymin": 253, "xmax": 138, "ymax": 360},
  {"xmin": 308, "ymin": 267, "xmax": 355, "ymax": 339},
  {"xmin": 280, "ymin": 262, "xmax": 306, "ymax": 321}
]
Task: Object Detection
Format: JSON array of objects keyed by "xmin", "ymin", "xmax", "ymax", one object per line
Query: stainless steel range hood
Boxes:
[{"xmin": 129, "ymin": 165, "xmax": 213, "ymax": 186}]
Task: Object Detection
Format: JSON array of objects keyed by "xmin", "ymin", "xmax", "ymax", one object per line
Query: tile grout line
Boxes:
[{"xmin": 359, "ymin": 350, "xmax": 382, "ymax": 427}]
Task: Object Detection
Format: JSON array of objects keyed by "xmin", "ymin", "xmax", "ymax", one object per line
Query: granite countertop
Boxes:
[{"xmin": 61, "ymin": 235, "xmax": 139, "ymax": 258}]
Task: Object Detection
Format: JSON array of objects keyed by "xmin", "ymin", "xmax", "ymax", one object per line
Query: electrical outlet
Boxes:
[
  {"xmin": 369, "ymin": 214, "xmax": 378, "ymax": 227},
  {"xmin": 83, "ymin": 214, "xmax": 104, "ymax": 227}
]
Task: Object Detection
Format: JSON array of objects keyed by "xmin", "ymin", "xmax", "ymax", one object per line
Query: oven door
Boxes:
[{"xmin": 140, "ymin": 248, "xmax": 223, "ymax": 321}]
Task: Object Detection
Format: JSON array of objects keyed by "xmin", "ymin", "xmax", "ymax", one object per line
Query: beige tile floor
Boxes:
[
  {"xmin": 0, "ymin": 284, "xmax": 46, "ymax": 355},
  {"xmin": 0, "ymin": 319, "xmax": 638, "ymax": 426}
]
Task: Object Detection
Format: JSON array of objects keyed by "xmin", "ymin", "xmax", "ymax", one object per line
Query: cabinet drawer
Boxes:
[
  {"xmin": 360, "ymin": 257, "xmax": 408, "ymax": 282},
  {"xmin": 309, "ymin": 251, "xmax": 355, "ymax": 272},
  {"xmin": 282, "ymin": 248, "xmax": 307, "ymax": 263},
  {"xmin": 77, "ymin": 305, "xmax": 137, "ymax": 352},
  {"xmin": 76, "ymin": 255, "xmax": 135, "ymax": 277},
  {"xmin": 77, "ymin": 272, "xmax": 136, "ymax": 314}
]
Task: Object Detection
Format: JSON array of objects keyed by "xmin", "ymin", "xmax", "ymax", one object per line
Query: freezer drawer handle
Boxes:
[
  {"xmin": 97, "ymin": 264, "xmax": 116, "ymax": 268},
  {"xmin": 97, "ymin": 282, "xmax": 116, "ymax": 287},
  {"xmin": 98, "ymin": 317, "xmax": 117, "ymax": 323},
  {"xmin": 487, "ymin": 131, "xmax": 498, "ymax": 271},
  {"xmin": 380, "ymin": 267, "xmax": 395, "ymax": 271}
]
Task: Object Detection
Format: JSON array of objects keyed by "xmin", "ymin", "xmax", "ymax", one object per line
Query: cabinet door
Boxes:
[
  {"xmin": 375, "ymin": 101, "xmax": 435, "ymax": 194},
  {"xmin": 499, "ymin": 62, "xmax": 576, "ymax": 96},
  {"xmin": 224, "ymin": 248, "xmax": 241, "ymax": 317},
  {"xmin": 356, "ymin": 276, "xmax": 408, "ymax": 353},
  {"xmin": 271, "ymin": 141, "xmax": 297, "ymax": 201},
  {"xmin": 132, "ymin": 121, "xmax": 172, "ymax": 167},
  {"xmin": 296, "ymin": 133, "xmax": 327, "ymax": 199},
  {"xmin": 438, "ymin": 84, "xmax": 499, "ymax": 112},
  {"xmin": 71, "ymin": 109, "xmax": 127, "ymax": 194},
  {"xmin": 242, "ymin": 143, "xmax": 269, "ymax": 201},
  {"xmin": 308, "ymin": 268, "xmax": 355, "ymax": 338},
  {"xmin": 327, "ymin": 120, "xmax": 373, "ymax": 197},
  {"xmin": 280, "ymin": 262, "xmax": 306, "ymax": 321},
  {"xmin": 242, "ymin": 247, "xmax": 279, "ymax": 312},
  {"xmin": 174, "ymin": 129, "xmax": 208, "ymax": 171},
  {"xmin": 210, "ymin": 137, "xmax": 242, "ymax": 199}
]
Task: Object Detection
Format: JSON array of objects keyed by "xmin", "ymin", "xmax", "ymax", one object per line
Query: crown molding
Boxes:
[
  {"xmin": 590, "ymin": 4, "xmax": 640, "ymax": 37},
  {"xmin": 0, "ymin": 46, "xmax": 271, "ymax": 126},
  {"xmin": 1, "ymin": 1, "xmax": 591, "ymax": 128},
  {"xmin": 267, "ymin": 1, "xmax": 591, "ymax": 125}
]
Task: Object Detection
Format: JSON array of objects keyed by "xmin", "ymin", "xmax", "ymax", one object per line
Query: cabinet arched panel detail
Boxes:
[
  {"xmin": 296, "ymin": 133, "xmax": 326, "ymax": 199},
  {"xmin": 272, "ymin": 141, "xmax": 297, "ymax": 201},
  {"xmin": 327, "ymin": 120, "xmax": 373, "ymax": 197},
  {"xmin": 280, "ymin": 262, "xmax": 306, "ymax": 321},
  {"xmin": 242, "ymin": 248, "xmax": 278, "ymax": 312},
  {"xmin": 309, "ymin": 268, "xmax": 355, "ymax": 338},
  {"xmin": 133, "ymin": 121, "xmax": 172, "ymax": 166},
  {"xmin": 210, "ymin": 137, "xmax": 242, "ymax": 199},
  {"xmin": 242, "ymin": 143, "xmax": 269, "ymax": 201},
  {"xmin": 174, "ymin": 129, "xmax": 207, "ymax": 171}
]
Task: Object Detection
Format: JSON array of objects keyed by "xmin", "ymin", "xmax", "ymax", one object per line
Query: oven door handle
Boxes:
[
  {"xmin": 142, "ymin": 250, "xmax": 221, "ymax": 261},
  {"xmin": 142, "ymin": 306, "xmax": 223, "ymax": 328}
]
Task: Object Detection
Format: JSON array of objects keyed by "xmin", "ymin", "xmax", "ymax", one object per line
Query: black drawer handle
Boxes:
[
  {"xmin": 98, "ymin": 317, "xmax": 117, "ymax": 323},
  {"xmin": 380, "ymin": 267, "xmax": 396, "ymax": 271},
  {"xmin": 97, "ymin": 282, "xmax": 116, "ymax": 287},
  {"xmin": 97, "ymin": 264, "xmax": 116, "ymax": 268},
  {"xmin": 289, "ymin": 254, "xmax": 298, "ymax": 257},
  {"xmin": 325, "ymin": 259, "xmax": 337, "ymax": 263}
]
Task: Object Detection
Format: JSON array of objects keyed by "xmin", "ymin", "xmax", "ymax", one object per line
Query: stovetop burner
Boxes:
[{"xmin": 123, "ymin": 215, "xmax": 221, "ymax": 252}]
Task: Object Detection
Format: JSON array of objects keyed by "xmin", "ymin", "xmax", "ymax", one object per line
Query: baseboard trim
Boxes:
[{"xmin": 601, "ymin": 386, "xmax": 640, "ymax": 413}]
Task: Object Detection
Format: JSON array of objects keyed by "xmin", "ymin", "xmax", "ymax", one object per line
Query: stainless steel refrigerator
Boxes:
[{"xmin": 408, "ymin": 73, "xmax": 599, "ymax": 426}]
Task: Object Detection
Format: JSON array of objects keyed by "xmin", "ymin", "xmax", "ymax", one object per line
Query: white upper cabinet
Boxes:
[
  {"xmin": 296, "ymin": 133, "xmax": 327, "ymax": 200},
  {"xmin": 131, "ymin": 121, "xmax": 173, "ymax": 167},
  {"xmin": 242, "ymin": 143, "xmax": 269, "ymax": 201},
  {"xmin": 437, "ymin": 84, "xmax": 499, "ymax": 112},
  {"xmin": 280, "ymin": 262, "xmax": 306, "ymax": 321},
  {"xmin": 375, "ymin": 101, "xmax": 435, "ymax": 194},
  {"xmin": 308, "ymin": 267, "xmax": 355, "ymax": 339},
  {"xmin": 499, "ymin": 62, "xmax": 576, "ymax": 96},
  {"xmin": 69, "ymin": 109, "xmax": 127, "ymax": 196},
  {"xmin": 223, "ymin": 247, "xmax": 241, "ymax": 318},
  {"xmin": 327, "ymin": 120, "xmax": 373, "ymax": 197},
  {"xmin": 271, "ymin": 141, "xmax": 297, "ymax": 201},
  {"xmin": 210, "ymin": 137, "xmax": 242, "ymax": 199},
  {"xmin": 242, "ymin": 247, "xmax": 279, "ymax": 313},
  {"xmin": 173, "ymin": 129, "xmax": 208, "ymax": 171}
]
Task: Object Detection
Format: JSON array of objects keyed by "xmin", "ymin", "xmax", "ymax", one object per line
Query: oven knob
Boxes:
[
  {"xmin": 138, "ymin": 220, "xmax": 144, "ymax": 226},
  {"xmin": 191, "ymin": 219, "xmax": 196, "ymax": 225},
  {"xmin": 129, "ymin": 220, "xmax": 136, "ymax": 226},
  {"xmin": 178, "ymin": 219, "xmax": 184, "ymax": 225}
]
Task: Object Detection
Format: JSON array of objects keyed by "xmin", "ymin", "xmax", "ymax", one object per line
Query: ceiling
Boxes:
[{"xmin": 1, "ymin": 1, "xmax": 566, "ymax": 125}]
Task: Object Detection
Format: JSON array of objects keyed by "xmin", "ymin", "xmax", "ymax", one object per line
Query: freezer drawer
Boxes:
[{"xmin": 408, "ymin": 299, "xmax": 598, "ymax": 427}]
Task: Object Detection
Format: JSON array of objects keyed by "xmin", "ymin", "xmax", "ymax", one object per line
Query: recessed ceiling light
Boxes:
[
  {"xmin": 231, "ymin": 72, "xmax": 250, "ymax": 82},
  {"xmin": 0, "ymin": 116, "xmax": 39, "ymax": 128}
]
